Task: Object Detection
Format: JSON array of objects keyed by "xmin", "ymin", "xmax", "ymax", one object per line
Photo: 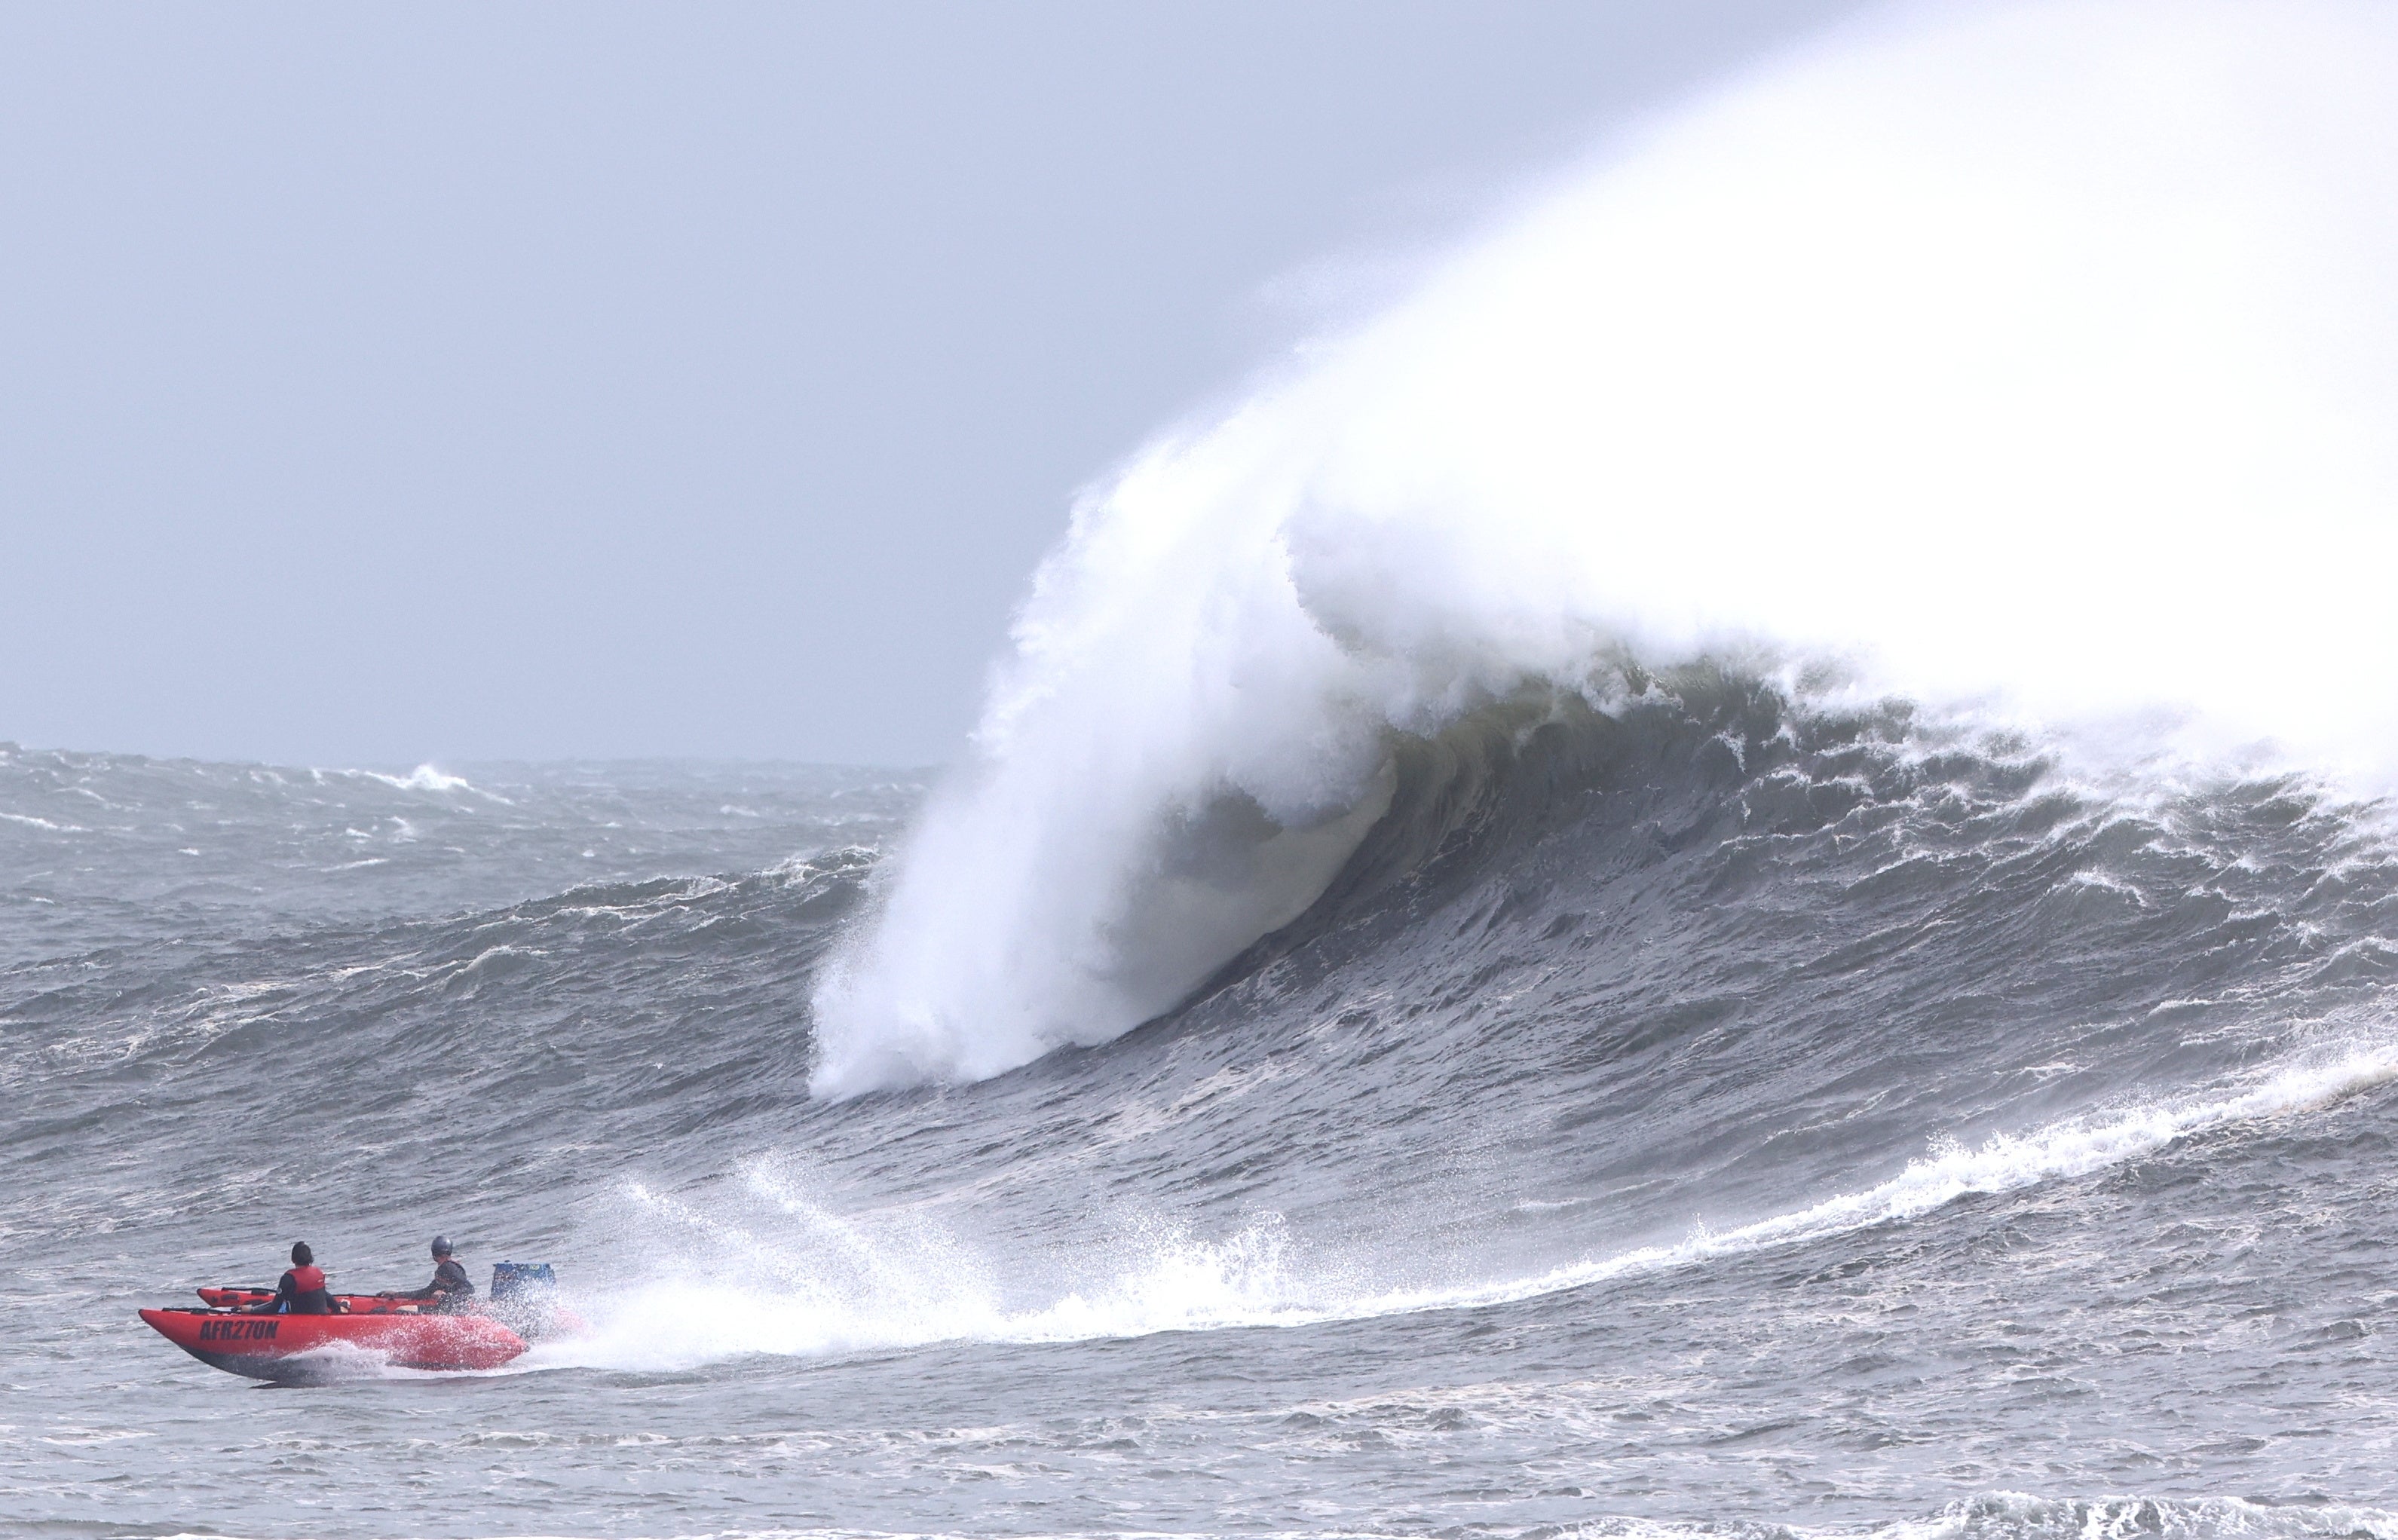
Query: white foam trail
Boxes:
[
  {"xmin": 1567, "ymin": 1493, "xmax": 2398, "ymax": 1540},
  {"xmin": 549, "ymin": 1042, "xmax": 2397, "ymax": 1374},
  {"xmin": 383, "ymin": 765, "xmax": 470, "ymax": 793},
  {"xmin": 1346, "ymin": 1039, "xmax": 2398, "ymax": 1318},
  {"xmin": 811, "ymin": 0, "xmax": 2398, "ymax": 1094},
  {"xmin": 330, "ymin": 763, "xmax": 507, "ymax": 800},
  {"xmin": 540, "ymin": 1176, "xmax": 1315, "ymax": 1373}
]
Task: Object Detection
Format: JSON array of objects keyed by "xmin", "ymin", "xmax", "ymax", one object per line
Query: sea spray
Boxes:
[{"xmin": 812, "ymin": 0, "xmax": 2398, "ymax": 1094}]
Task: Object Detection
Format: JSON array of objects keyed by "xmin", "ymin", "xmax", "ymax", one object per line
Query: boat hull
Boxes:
[{"xmin": 139, "ymin": 1307, "xmax": 528, "ymax": 1379}]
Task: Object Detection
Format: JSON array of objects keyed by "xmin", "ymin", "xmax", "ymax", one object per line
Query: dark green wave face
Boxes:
[{"xmin": 8, "ymin": 691, "xmax": 2398, "ymax": 1540}]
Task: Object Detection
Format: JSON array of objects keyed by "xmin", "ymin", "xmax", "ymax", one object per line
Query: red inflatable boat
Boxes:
[{"xmin": 140, "ymin": 1289, "xmax": 528, "ymax": 1379}]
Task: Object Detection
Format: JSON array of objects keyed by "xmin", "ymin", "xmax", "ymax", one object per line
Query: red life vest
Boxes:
[{"xmin": 289, "ymin": 1263, "xmax": 326, "ymax": 1293}]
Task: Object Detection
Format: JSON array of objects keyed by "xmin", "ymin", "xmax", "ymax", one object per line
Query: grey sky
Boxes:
[{"xmin": 1, "ymin": 2, "xmax": 1861, "ymax": 768}]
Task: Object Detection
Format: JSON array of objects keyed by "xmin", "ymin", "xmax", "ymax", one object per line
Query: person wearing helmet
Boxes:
[
  {"xmin": 250, "ymin": 1241, "xmax": 338, "ymax": 1314},
  {"xmin": 401, "ymin": 1236, "xmax": 476, "ymax": 1312}
]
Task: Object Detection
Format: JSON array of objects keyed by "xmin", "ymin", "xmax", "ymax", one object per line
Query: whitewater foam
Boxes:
[
  {"xmin": 1560, "ymin": 1495, "xmax": 2398, "ymax": 1540},
  {"xmin": 557, "ymin": 1038, "xmax": 2398, "ymax": 1374},
  {"xmin": 813, "ymin": 0, "xmax": 2398, "ymax": 1094},
  {"xmin": 338, "ymin": 763, "xmax": 501, "ymax": 799}
]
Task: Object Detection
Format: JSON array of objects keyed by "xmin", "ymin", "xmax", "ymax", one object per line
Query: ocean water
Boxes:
[
  {"xmin": 8, "ymin": 693, "xmax": 2398, "ymax": 1540},
  {"xmin": 14, "ymin": 2, "xmax": 2398, "ymax": 1536}
]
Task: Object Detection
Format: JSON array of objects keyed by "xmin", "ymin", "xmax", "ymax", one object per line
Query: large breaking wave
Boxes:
[{"xmin": 810, "ymin": 0, "xmax": 2398, "ymax": 1094}]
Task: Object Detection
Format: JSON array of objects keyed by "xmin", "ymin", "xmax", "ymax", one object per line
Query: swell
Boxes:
[
  {"xmin": 541, "ymin": 685, "xmax": 2398, "ymax": 1386},
  {"xmin": 0, "ymin": 853, "xmax": 877, "ymax": 1245},
  {"xmin": 10, "ymin": 695, "xmax": 2396, "ymax": 1365},
  {"xmin": 533, "ymin": 748, "xmax": 2398, "ymax": 1376},
  {"xmin": 13, "ymin": 689, "xmax": 2393, "ymax": 1266},
  {"xmin": 0, "ymin": 742, "xmax": 920, "ymax": 968}
]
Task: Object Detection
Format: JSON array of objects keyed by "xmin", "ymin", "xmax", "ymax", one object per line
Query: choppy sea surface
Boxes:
[{"xmin": 7, "ymin": 689, "xmax": 2398, "ymax": 1540}]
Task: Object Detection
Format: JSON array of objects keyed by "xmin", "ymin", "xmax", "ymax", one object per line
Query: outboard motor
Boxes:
[{"xmin": 488, "ymin": 1262, "xmax": 562, "ymax": 1339}]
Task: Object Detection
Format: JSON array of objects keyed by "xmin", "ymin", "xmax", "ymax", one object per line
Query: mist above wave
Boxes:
[{"xmin": 810, "ymin": 0, "xmax": 2398, "ymax": 1095}]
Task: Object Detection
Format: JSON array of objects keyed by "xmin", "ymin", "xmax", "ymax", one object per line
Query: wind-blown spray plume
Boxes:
[{"xmin": 810, "ymin": 0, "xmax": 2398, "ymax": 1095}]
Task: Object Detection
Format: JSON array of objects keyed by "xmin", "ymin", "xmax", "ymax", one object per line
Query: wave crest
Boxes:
[{"xmin": 810, "ymin": 0, "xmax": 2398, "ymax": 1094}]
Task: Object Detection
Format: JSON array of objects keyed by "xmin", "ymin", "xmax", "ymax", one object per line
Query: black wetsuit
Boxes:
[{"xmin": 406, "ymin": 1257, "xmax": 475, "ymax": 1312}]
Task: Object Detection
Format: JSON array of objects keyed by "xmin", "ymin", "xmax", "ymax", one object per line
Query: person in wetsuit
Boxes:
[
  {"xmin": 250, "ymin": 1241, "xmax": 337, "ymax": 1314},
  {"xmin": 403, "ymin": 1235, "xmax": 476, "ymax": 1312}
]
